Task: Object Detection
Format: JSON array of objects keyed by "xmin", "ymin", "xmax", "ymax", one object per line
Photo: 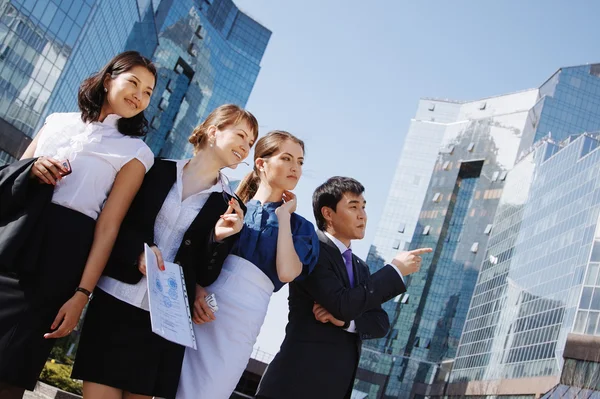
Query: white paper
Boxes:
[{"xmin": 145, "ymin": 244, "xmax": 197, "ymax": 349}]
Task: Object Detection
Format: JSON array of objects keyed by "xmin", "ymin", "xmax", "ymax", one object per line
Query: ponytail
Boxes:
[{"xmin": 236, "ymin": 169, "xmax": 260, "ymax": 203}]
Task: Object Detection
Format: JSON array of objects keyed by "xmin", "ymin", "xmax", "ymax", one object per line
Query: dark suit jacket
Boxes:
[
  {"xmin": 102, "ymin": 158, "xmax": 244, "ymax": 308},
  {"xmin": 257, "ymin": 230, "xmax": 407, "ymax": 399},
  {"xmin": 0, "ymin": 158, "xmax": 54, "ymax": 275}
]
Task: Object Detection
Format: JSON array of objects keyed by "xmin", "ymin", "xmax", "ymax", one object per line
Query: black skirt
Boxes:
[
  {"xmin": 0, "ymin": 204, "xmax": 95, "ymax": 390},
  {"xmin": 72, "ymin": 288, "xmax": 185, "ymax": 399}
]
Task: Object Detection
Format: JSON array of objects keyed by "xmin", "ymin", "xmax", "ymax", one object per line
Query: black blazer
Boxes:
[
  {"xmin": 0, "ymin": 158, "xmax": 54, "ymax": 275},
  {"xmin": 102, "ymin": 158, "xmax": 244, "ymax": 308},
  {"xmin": 257, "ymin": 230, "xmax": 406, "ymax": 399}
]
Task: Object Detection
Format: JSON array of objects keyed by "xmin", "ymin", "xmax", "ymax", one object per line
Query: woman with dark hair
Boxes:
[{"xmin": 0, "ymin": 51, "xmax": 157, "ymax": 399}]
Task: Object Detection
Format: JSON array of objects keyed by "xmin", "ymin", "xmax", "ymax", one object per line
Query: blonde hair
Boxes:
[
  {"xmin": 188, "ymin": 104, "xmax": 258, "ymax": 154},
  {"xmin": 236, "ymin": 130, "xmax": 305, "ymax": 203}
]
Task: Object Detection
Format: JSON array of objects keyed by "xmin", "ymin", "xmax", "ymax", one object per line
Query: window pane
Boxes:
[
  {"xmin": 585, "ymin": 312, "xmax": 599, "ymax": 335},
  {"xmin": 591, "ymin": 242, "xmax": 600, "ymax": 262},
  {"xmin": 580, "ymin": 287, "xmax": 593, "ymax": 309},
  {"xmin": 590, "ymin": 288, "xmax": 600, "ymax": 310},
  {"xmin": 586, "ymin": 263, "xmax": 599, "ymax": 286}
]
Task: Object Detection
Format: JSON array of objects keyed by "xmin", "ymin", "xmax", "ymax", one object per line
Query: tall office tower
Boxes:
[
  {"xmin": 355, "ymin": 64, "xmax": 600, "ymax": 398},
  {"xmin": 0, "ymin": 0, "xmax": 270, "ymax": 164}
]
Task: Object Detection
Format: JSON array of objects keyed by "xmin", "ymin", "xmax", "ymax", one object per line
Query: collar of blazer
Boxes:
[
  {"xmin": 149, "ymin": 159, "xmax": 246, "ymax": 233},
  {"xmin": 317, "ymin": 229, "xmax": 358, "ymax": 287}
]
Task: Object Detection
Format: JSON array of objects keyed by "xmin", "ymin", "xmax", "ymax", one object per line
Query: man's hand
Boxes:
[
  {"xmin": 313, "ymin": 303, "xmax": 344, "ymax": 327},
  {"xmin": 391, "ymin": 248, "xmax": 432, "ymax": 276}
]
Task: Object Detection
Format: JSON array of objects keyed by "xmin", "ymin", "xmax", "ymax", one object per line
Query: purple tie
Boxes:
[{"xmin": 342, "ymin": 249, "xmax": 354, "ymax": 287}]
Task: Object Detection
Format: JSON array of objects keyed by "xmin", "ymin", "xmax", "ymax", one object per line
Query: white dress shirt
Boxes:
[
  {"xmin": 323, "ymin": 232, "xmax": 404, "ymax": 334},
  {"xmin": 97, "ymin": 159, "xmax": 231, "ymax": 310},
  {"xmin": 34, "ymin": 112, "xmax": 154, "ymax": 220}
]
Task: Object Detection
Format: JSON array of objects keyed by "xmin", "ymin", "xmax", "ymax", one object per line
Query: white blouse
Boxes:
[
  {"xmin": 97, "ymin": 159, "xmax": 232, "ymax": 310},
  {"xmin": 33, "ymin": 112, "xmax": 154, "ymax": 220}
]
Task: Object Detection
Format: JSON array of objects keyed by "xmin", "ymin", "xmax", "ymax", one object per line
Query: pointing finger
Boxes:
[{"xmin": 409, "ymin": 248, "xmax": 433, "ymax": 256}]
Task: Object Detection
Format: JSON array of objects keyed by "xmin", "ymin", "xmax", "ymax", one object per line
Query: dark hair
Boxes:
[
  {"xmin": 188, "ymin": 104, "xmax": 259, "ymax": 154},
  {"xmin": 78, "ymin": 50, "xmax": 157, "ymax": 137},
  {"xmin": 236, "ymin": 130, "xmax": 305, "ymax": 203},
  {"xmin": 312, "ymin": 176, "xmax": 365, "ymax": 231}
]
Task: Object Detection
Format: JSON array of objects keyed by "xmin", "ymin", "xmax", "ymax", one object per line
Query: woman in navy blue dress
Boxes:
[{"xmin": 176, "ymin": 131, "xmax": 319, "ymax": 399}]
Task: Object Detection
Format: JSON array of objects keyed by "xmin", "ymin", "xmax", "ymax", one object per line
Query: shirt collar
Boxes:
[
  {"xmin": 248, "ymin": 199, "xmax": 283, "ymax": 209},
  {"xmin": 324, "ymin": 231, "xmax": 351, "ymax": 254},
  {"xmin": 98, "ymin": 114, "xmax": 122, "ymax": 129},
  {"xmin": 176, "ymin": 159, "xmax": 226, "ymax": 196}
]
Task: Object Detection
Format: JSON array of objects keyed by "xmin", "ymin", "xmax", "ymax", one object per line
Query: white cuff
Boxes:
[{"xmin": 345, "ymin": 320, "xmax": 357, "ymax": 333}]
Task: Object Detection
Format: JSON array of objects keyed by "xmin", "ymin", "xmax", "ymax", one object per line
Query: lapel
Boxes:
[
  {"xmin": 145, "ymin": 159, "xmax": 178, "ymax": 218},
  {"xmin": 317, "ymin": 230, "xmax": 351, "ymax": 288},
  {"xmin": 185, "ymin": 192, "xmax": 224, "ymax": 233}
]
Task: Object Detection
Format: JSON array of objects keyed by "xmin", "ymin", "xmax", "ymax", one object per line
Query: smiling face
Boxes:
[
  {"xmin": 210, "ymin": 121, "xmax": 255, "ymax": 168},
  {"xmin": 257, "ymin": 139, "xmax": 304, "ymax": 191},
  {"xmin": 103, "ymin": 65, "xmax": 155, "ymax": 118}
]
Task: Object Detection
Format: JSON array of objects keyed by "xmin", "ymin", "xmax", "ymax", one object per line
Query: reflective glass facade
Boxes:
[
  {"xmin": 0, "ymin": 0, "xmax": 270, "ymax": 163},
  {"xmin": 364, "ymin": 99, "xmax": 460, "ymax": 279},
  {"xmin": 143, "ymin": 0, "xmax": 271, "ymax": 158},
  {"xmin": 356, "ymin": 64, "xmax": 600, "ymax": 398},
  {"xmin": 356, "ymin": 89, "xmax": 540, "ymax": 398},
  {"xmin": 451, "ymin": 133, "xmax": 600, "ymax": 384},
  {"xmin": 0, "ymin": 0, "xmax": 92, "ymax": 162},
  {"xmin": 517, "ymin": 64, "xmax": 600, "ymax": 159}
]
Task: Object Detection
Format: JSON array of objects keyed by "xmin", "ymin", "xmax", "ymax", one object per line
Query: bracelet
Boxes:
[{"xmin": 75, "ymin": 287, "xmax": 93, "ymax": 301}]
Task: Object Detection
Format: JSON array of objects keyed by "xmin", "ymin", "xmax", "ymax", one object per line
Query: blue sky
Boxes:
[{"xmin": 226, "ymin": 0, "xmax": 600, "ymax": 354}]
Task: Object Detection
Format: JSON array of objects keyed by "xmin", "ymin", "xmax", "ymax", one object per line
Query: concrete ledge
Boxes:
[
  {"xmin": 563, "ymin": 333, "xmax": 600, "ymax": 362},
  {"xmin": 27, "ymin": 382, "xmax": 81, "ymax": 399}
]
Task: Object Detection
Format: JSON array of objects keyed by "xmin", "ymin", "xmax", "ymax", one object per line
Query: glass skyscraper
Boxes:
[
  {"xmin": 356, "ymin": 63, "xmax": 600, "ymax": 399},
  {"xmin": 142, "ymin": 0, "xmax": 271, "ymax": 158},
  {"xmin": 447, "ymin": 138, "xmax": 600, "ymax": 392},
  {"xmin": 0, "ymin": 0, "xmax": 269, "ymax": 164}
]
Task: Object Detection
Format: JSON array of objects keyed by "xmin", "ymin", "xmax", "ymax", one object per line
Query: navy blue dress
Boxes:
[{"xmin": 231, "ymin": 200, "xmax": 319, "ymax": 290}]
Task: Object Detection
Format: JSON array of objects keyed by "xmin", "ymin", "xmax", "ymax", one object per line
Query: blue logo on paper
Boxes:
[
  {"xmin": 168, "ymin": 278, "xmax": 177, "ymax": 290},
  {"xmin": 168, "ymin": 288, "xmax": 178, "ymax": 300},
  {"xmin": 155, "ymin": 278, "xmax": 163, "ymax": 292},
  {"xmin": 163, "ymin": 297, "xmax": 172, "ymax": 308}
]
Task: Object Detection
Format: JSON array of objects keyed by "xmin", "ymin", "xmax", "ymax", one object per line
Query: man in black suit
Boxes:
[{"xmin": 256, "ymin": 176, "xmax": 432, "ymax": 399}]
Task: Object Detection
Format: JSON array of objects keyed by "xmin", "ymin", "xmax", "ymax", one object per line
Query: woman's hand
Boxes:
[
  {"xmin": 44, "ymin": 292, "xmax": 89, "ymax": 339},
  {"xmin": 192, "ymin": 284, "xmax": 216, "ymax": 324},
  {"xmin": 138, "ymin": 245, "xmax": 164, "ymax": 275},
  {"xmin": 214, "ymin": 198, "xmax": 244, "ymax": 242},
  {"xmin": 31, "ymin": 156, "xmax": 69, "ymax": 185},
  {"xmin": 275, "ymin": 190, "xmax": 297, "ymax": 217}
]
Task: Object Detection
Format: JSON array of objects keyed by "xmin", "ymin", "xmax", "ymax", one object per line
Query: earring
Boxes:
[
  {"xmin": 104, "ymin": 87, "xmax": 107, "ymax": 92},
  {"xmin": 209, "ymin": 139, "xmax": 214, "ymax": 148}
]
